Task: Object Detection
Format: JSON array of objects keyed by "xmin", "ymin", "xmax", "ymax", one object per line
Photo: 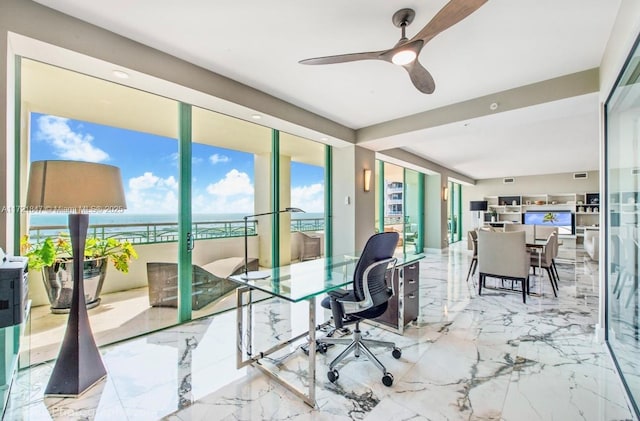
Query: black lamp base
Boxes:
[{"xmin": 44, "ymin": 213, "xmax": 107, "ymax": 397}]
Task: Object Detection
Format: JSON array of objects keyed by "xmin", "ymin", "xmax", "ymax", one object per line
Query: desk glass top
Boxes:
[{"xmin": 229, "ymin": 253, "xmax": 423, "ymax": 303}]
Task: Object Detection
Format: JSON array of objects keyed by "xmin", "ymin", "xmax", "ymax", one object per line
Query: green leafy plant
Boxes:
[
  {"xmin": 20, "ymin": 233, "xmax": 138, "ymax": 273},
  {"xmin": 490, "ymin": 208, "xmax": 498, "ymax": 218}
]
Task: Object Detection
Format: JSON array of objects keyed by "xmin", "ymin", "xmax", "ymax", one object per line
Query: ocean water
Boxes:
[{"xmin": 30, "ymin": 212, "xmax": 325, "ymax": 227}]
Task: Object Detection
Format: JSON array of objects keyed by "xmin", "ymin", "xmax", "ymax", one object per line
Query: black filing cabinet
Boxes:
[
  {"xmin": 373, "ymin": 261, "xmax": 420, "ymax": 333},
  {"xmin": 0, "ymin": 253, "xmax": 28, "ymax": 329},
  {"xmin": 0, "ymin": 249, "xmax": 29, "ymax": 418}
]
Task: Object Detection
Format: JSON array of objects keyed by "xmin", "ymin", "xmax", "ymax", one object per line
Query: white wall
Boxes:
[{"xmin": 332, "ymin": 145, "xmax": 376, "ymax": 255}]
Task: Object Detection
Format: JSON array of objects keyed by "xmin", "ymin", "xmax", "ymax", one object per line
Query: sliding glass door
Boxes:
[
  {"xmin": 375, "ymin": 160, "xmax": 424, "ymax": 253},
  {"xmin": 448, "ymin": 181, "xmax": 462, "ymax": 243},
  {"xmin": 190, "ymin": 106, "xmax": 270, "ymax": 319},
  {"xmin": 21, "ymin": 58, "xmax": 182, "ymax": 365},
  {"xmin": 605, "ymin": 34, "xmax": 640, "ymax": 417},
  {"xmin": 281, "ymin": 132, "xmax": 326, "ymax": 262}
]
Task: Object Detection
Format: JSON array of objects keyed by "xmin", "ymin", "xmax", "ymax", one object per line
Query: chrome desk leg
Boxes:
[
  {"xmin": 236, "ymin": 286, "xmax": 253, "ymax": 369},
  {"xmin": 235, "ymin": 286, "xmax": 317, "ymax": 407},
  {"xmin": 308, "ymin": 296, "xmax": 316, "ymax": 405}
]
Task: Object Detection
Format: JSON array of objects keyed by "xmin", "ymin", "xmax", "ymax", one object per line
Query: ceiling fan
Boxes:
[{"xmin": 299, "ymin": 0, "xmax": 487, "ymax": 94}]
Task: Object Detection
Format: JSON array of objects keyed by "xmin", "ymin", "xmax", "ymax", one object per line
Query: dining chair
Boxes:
[
  {"xmin": 504, "ymin": 223, "xmax": 534, "ymax": 243},
  {"xmin": 550, "ymin": 231, "xmax": 561, "ymax": 283},
  {"xmin": 534, "ymin": 225, "xmax": 557, "ymax": 239},
  {"xmin": 534, "ymin": 226, "xmax": 560, "ymax": 280},
  {"xmin": 530, "ymin": 233, "xmax": 558, "ymax": 297},
  {"xmin": 466, "ymin": 230, "xmax": 478, "ymax": 283},
  {"xmin": 477, "ymin": 230, "xmax": 530, "ymax": 303}
]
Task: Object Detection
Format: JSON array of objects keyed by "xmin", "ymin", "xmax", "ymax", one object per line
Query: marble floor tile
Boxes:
[{"xmin": 5, "ymin": 242, "xmax": 636, "ymax": 420}]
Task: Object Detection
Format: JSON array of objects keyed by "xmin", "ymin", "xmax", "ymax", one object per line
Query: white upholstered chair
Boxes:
[
  {"xmin": 466, "ymin": 230, "xmax": 478, "ymax": 283},
  {"xmin": 477, "ymin": 230, "xmax": 530, "ymax": 303},
  {"xmin": 534, "ymin": 225, "xmax": 558, "ymax": 241},
  {"xmin": 534, "ymin": 225, "xmax": 561, "ymax": 281},
  {"xmin": 530, "ymin": 232, "xmax": 558, "ymax": 297},
  {"xmin": 504, "ymin": 223, "xmax": 534, "ymax": 243},
  {"xmin": 584, "ymin": 229, "xmax": 599, "ymax": 261}
]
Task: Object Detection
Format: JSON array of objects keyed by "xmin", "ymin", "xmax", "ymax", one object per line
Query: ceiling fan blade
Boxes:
[
  {"xmin": 410, "ymin": 0, "xmax": 488, "ymax": 45},
  {"xmin": 402, "ymin": 60, "xmax": 435, "ymax": 94},
  {"xmin": 299, "ymin": 50, "xmax": 384, "ymax": 65}
]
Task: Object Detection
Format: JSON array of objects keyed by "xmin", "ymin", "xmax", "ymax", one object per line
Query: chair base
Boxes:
[{"xmin": 318, "ymin": 321, "xmax": 401, "ymax": 386}]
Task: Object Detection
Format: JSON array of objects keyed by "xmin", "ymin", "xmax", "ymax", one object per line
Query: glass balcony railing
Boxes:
[{"xmin": 27, "ymin": 217, "xmax": 325, "ymax": 245}]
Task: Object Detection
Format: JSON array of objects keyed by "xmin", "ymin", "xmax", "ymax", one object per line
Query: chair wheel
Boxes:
[
  {"xmin": 318, "ymin": 343, "xmax": 328, "ymax": 354},
  {"xmin": 392, "ymin": 347, "xmax": 402, "ymax": 359},
  {"xmin": 328, "ymin": 369, "xmax": 339, "ymax": 383},
  {"xmin": 382, "ymin": 372, "xmax": 394, "ymax": 386}
]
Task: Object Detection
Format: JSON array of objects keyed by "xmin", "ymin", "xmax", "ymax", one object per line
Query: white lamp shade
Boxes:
[{"xmin": 26, "ymin": 160, "xmax": 126, "ymax": 210}]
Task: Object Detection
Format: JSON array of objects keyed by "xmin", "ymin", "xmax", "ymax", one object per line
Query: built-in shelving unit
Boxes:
[{"xmin": 482, "ymin": 192, "xmax": 600, "ymax": 243}]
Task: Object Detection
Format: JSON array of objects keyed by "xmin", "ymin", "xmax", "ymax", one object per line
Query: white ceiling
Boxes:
[{"xmin": 31, "ymin": 0, "xmax": 623, "ymax": 180}]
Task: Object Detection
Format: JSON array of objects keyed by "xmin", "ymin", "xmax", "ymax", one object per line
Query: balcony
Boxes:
[{"xmin": 23, "ymin": 217, "xmax": 325, "ymax": 366}]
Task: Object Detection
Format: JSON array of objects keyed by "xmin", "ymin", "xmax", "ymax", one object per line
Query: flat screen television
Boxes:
[{"xmin": 523, "ymin": 210, "xmax": 574, "ymax": 235}]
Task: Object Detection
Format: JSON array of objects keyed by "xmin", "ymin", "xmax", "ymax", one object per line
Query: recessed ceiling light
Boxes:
[
  {"xmin": 320, "ymin": 137, "xmax": 328, "ymax": 141},
  {"xmin": 489, "ymin": 102, "xmax": 499, "ymax": 111},
  {"xmin": 112, "ymin": 70, "xmax": 129, "ymax": 79},
  {"xmin": 251, "ymin": 114, "xmax": 262, "ymax": 120}
]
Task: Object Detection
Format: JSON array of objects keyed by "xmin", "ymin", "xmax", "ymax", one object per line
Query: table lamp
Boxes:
[
  {"xmin": 26, "ymin": 160, "xmax": 126, "ymax": 397},
  {"xmin": 242, "ymin": 207, "xmax": 304, "ymax": 280}
]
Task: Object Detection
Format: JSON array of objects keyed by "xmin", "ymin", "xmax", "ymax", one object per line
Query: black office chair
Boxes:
[{"xmin": 318, "ymin": 232, "xmax": 402, "ymax": 386}]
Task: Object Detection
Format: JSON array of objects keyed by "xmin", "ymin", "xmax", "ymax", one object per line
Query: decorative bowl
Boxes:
[{"xmin": 534, "ymin": 200, "xmax": 545, "ymax": 205}]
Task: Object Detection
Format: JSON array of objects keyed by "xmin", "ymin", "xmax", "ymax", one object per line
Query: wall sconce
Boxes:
[
  {"xmin": 363, "ymin": 169, "xmax": 372, "ymax": 192},
  {"xmin": 442, "ymin": 186, "xmax": 449, "ymax": 201}
]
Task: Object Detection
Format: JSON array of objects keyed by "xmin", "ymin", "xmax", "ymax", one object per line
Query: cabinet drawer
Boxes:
[
  {"xmin": 404, "ymin": 290, "xmax": 419, "ymax": 323},
  {"xmin": 402, "ymin": 264, "xmax": 419, "ymax": 293}
]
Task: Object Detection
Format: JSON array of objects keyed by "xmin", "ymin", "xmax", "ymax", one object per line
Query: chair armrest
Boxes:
[{"xmin": 328, "ymin": 288, "xmax": 349, "ymax": 299}]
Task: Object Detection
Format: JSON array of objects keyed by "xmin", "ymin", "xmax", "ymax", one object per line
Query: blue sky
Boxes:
[{"xmin": 30, "ymin": 113, "xmax": 324, "ymax": 214}]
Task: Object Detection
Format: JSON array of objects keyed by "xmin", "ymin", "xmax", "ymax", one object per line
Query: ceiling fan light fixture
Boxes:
[{"xmin": 391, "ymin": 49, "xmax": 417, "ymax": 65}]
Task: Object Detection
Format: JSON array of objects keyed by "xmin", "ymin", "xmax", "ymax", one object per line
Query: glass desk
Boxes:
[{"xmin": 228, "ymin": 252, "xmax": 423, "ymax": 407}]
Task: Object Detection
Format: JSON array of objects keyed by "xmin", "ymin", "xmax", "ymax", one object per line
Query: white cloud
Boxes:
[
  {"xmin": 163, "ymin": 176, "xmax": 178, "ymax": 189},
  {"xmin": 36, "ymin": 115, "xmax": 109, "ymax": 162},
  {"xmin": 192, "ymin": 193, "xmax": 254, "ymax": 214},
  {"xmin": 126, "ymin": 172, "xmax": 179, "ymax": 213},
  {"xmin": 194, "ymin": 169, "xmax": 254, "ymax": 214},
  {"xmin": 291, "ymin": 183, "xmax": 324, "ymax": 212},
  {"xmin": 209, "ymin": 153, "xmax": 230, "ymax": 165},
  {"xmin": 129, "ymin": 172, "xmax": 159, "ymax": 190},
  {"xmin": 206, "ymin": 169, "xmax": 253, "ymax": 197}
]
